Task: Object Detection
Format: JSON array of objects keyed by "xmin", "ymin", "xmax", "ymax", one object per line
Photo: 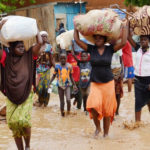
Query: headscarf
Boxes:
[
  {"xmin": 40, "ymin": 31, "xmax": 48, "ymax": 36},
  {"xmin": 3, "ymin": 41, "xmax": 34, "ymax": 104}
]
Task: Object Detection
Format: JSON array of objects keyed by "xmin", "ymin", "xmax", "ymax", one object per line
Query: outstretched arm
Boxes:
[
  {"xmin": 113, "ymin": 20, "xmax": 129, "ymax": 52},
  {"xmin": 32, "ymin": 32, "xmax": 43, "ymax": 56},
  {"xmin": 74, "ymin": 28, "xmax": 88, "ymax": 51}
]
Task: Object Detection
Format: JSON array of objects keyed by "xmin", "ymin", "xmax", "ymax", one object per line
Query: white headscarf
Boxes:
[{"xmin": 40, "ymin": 31, "xmax": 48, "ymax": 36}]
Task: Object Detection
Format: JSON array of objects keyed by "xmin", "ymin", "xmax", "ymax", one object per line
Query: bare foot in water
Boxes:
[
  {"xmin": 61, "ymin": 111, "xmax": 65, "ymax": 117},
  {"xmin": 94, "ymin": 128, "xmax": 101, "ymax": 138},
  {"xmin": 73, "ymin": 100, "xmax": 77, "ymax": 105},
  {"xmin": 103, "ymin": 134, "xmax": 109, "ymax": 138},
  {"xmin": 66, "ymin": 111, "xmax": 70, "ymax": 115}
]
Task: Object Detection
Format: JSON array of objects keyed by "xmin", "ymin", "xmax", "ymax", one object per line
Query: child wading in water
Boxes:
[
  {"xmin": 49, "ymin": 50, "xmax": 77, "ymax": 116},
  {"xmin": 72, "ymin": 44, "xmax": 92, "ymax": 114}
]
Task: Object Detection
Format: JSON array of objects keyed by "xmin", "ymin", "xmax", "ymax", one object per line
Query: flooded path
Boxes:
[{"xmin": 0, "ymin": 85, "xmax": 150, "ymax": 150}]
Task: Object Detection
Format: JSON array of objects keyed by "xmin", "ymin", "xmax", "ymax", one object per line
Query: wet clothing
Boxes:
[
  {"xmin": 36, "ymin": 44, "xmax": 53, "ymax": 106},
  {"xmin": 87, "ymin": 44, "xmax": 114, "ymax": 83},
  {"xmin": 0, "ymin": 48, "xmax": 34, "ymax": 105},
  {"xmin": 36, "ymin": 70, "xmax": 50, "ymax": 106},
  {"xmin": 54, "ymin": 63, "xmax": 73, "ymax": 88},
  {"xmin": 78, "ymin": 61, "xmax": 92, "ymax": 88},
  {"xmin": 87, "ymin": 81, "xmax": 117, "ymax": 122},
  {"xmin": 133, "ymin": 43, "xmax": 150, "ymax": 112},
  {"xmin": 6, "ymin": 90, "xmax": 33, "ymax": 137}
]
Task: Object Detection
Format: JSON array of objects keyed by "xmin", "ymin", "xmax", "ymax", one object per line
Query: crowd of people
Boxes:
[{"xmin": 0, "ymin": 15, "xmax": 150, "ymax": 150}]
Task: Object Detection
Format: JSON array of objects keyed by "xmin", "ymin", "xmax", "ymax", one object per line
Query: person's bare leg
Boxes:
[
  {"xmin": 128, "ymin": 78, "xmax": 132, "ymax": 92},
  {"xmin": 103, "ymin": 117, "xmax": 110, "ymax": 137},
  {"xmin": 66, "ymin": 87, "xmax": 71, "ymax": 114},
  {"xmin": 91, "ymin": 108, "xmax": 101, "ymax": 137},
  {"xmin": 135, "ymin": 111, "xmax": 141, "ymax": 122},
  {"xmin": 58, "ymin": 87, "xmax": 65, "ymax": 116},
  {"xmin": 23, "ymin": 128, "xmax": 31, "ymax": 150},
  {"xmin": 116, "ymin": 94, "xmax": 121, "ymax": 115},
  {"xmin": 14, "ymin": 137, "xmax": 24, "ymax": 150}
]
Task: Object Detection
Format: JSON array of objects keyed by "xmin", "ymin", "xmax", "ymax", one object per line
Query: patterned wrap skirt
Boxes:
[
  {"xmin": 36, "ymin": 70, "xmax": 50, "ymax": 106},
  {"xmin": 6, "ymin": 91, "xmax": 33, "ymax": 137}
]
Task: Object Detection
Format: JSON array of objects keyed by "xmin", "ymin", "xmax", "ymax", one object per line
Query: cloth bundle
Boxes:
[
  {"xmin": 56, "ymin": 30, "xmax": 83, "ymax": 50},
  {"xmin": 0, "ymin": 16, "xmax": 38, "ymax": 47},
  {"xmin": 74, "ymin": 9, "xmax": 123, "ymax": 43},
  {"xmin": 129, "ymin": 6, "xmax": 150, "ymax": 35}
]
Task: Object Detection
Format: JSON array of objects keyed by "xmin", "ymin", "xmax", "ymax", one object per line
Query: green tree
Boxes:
[
  {"xmin": 125, "ymin": 0, "xmax": 150, "ymax": 7},
  {"xmin": 0, "ymin": 0, "xmax": 36, "ymax": 13}
]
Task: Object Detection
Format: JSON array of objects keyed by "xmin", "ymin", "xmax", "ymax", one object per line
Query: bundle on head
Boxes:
[
  {"xmin": 129, "ymin": 5, "xmax": 150, "ymax": 35},
  {"xmin": 74, "ymin": 9, "xmax": 123, "ymax": 43}
]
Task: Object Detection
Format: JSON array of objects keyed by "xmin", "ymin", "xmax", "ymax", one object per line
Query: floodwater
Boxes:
[{"xmin": 0, "ymin": 85, "xmax": 150, "ymax": 150}]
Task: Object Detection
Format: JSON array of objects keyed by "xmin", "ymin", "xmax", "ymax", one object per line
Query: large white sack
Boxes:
[
  {"xmin": 56, "ymin": 30, "xmax": 83, "ymax": 50},
  {"xmin": 1, "ymin": 16, "xmax": 38, "ymax": 43},
  {"xmin": 74, "ymin": 9, "xmax": 123, "ymax": 43}
]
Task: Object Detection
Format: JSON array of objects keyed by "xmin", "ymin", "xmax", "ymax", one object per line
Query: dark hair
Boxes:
[
  {"xmin": 9, "ymin": 41, "xmax": 24, "ymax": 53},
  {"xmin": 59, "ymin": 49, "xmax": 67, "ymax": 56},
  {"xmin": 59, "ymin": 23, "xmax": 64, "ymax": 29},
  {"xmin": 9, "ymin": 41, "xmax": 23, "ymax": 49},
  {"xmin": 81, "ymin": 51, "xmax": 88, "ymax": 55},
  {"xmin": 140, "ymin": 35, "xmax": 150, "ymax": 41},
  {"xmin": 93, "ymin": 35, "xmax": 107, "ymax": 43}
]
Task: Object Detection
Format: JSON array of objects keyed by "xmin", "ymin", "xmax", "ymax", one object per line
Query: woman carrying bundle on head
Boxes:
[
  {"xmin": 0, "ymin": 19, "xmax": 43, "ymax": 150},
  {"xmin": 36, "ymin": 31, "xmax": 55, "ymax": 107},
  {"xmin": 74, "ymin": 19, "xmax": 128, "ymax": 137}
]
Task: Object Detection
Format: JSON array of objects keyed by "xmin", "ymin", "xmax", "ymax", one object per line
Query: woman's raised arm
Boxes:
[{"xmin": 74, "ymin": 28, "xmax": 88, "ymax": 51}]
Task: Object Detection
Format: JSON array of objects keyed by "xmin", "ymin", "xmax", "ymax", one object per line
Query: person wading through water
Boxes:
[
  {"xmin": 0, "ymin": 19, "xmax": 43, "ymax": 150},
  {"xmin": 74, "ymin": 20, "xmax": 128, "ymax": 137}
]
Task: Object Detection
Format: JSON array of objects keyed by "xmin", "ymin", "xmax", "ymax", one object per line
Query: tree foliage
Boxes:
[
  {"xmin": 125, "ymin": 0, "xmax": 150, "ymax": 7},
  {"xmin": 0, "ymin": 0, "xmax": 36, "ymax": 13}
]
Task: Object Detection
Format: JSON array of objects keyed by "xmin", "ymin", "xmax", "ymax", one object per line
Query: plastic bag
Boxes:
[
  {"xmin": 56, "ymin": 30, "xmax": 83, "ymax": 50},
  {"xmin": 0, "ymin": 16, "xmax": 38, "ymax": 44}
]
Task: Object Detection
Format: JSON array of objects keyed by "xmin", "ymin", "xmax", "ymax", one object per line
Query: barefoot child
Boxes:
[
  {"xmin": 72, "ymin": 44, "xmax": 92, "ymax": 113},
  {"xmin": 49, "ymin": 50, "xmax": 77, "ymax": 116}
]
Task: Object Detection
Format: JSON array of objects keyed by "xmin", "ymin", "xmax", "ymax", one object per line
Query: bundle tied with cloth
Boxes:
[
  {"xmin": 73, "ymin": 9, "xmax": 124, "ymax": 43},
  {"xmin": 56, "ymin": 29, "xmax": 84, "ymax": 50},
  {"xmin": 129, "ymin": 5, "xmax": 150, "ymax": 35},
  {"xmin": 0, "ymin": 15, "xmax": 38, "ymax": 48}
]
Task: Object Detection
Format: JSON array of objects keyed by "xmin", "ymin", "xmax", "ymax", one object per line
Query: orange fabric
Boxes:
[{"xmin": 86, "ymin": 80, "xmax": 117, "ymax": 122}]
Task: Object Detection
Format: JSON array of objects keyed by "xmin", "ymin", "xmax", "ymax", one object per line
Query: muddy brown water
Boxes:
[{"xmin": 0, "ymin": 85, "xmax": 150, "ymax": 150}]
